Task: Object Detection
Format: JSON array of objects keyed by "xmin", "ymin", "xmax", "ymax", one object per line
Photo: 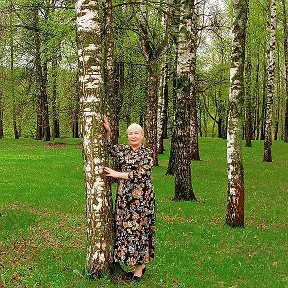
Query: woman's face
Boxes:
[{"xmin": 128, "ymin": 128, "xmax": 144, "ymax": 149}]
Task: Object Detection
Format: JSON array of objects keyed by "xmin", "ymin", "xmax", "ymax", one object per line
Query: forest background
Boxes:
[
  {"xmin": 0, "ymin": 0, "xmax": 287, "ymax": 143},
  {"xmin": 0, "ymin": 0, "xmax": 288, "ymax": 287}
]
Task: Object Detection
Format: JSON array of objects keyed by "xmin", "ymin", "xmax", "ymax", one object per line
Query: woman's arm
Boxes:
[{"xmin": 103, "ymin": 115, "xmax": 126, "ymax": 157}]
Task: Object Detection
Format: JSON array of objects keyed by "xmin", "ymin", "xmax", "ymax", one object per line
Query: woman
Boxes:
[{"xmin": 103, "ymin": 116, "xmax": 155, "ymax": 281}]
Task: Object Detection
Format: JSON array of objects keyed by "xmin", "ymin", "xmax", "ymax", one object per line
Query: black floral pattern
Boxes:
[{"xmin": 108, "ymin": 143, "xmax": 155, "ymax": 266}]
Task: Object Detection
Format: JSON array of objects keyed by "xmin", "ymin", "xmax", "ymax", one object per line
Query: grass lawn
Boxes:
[{"xmin": 0, "ymin": 137, "xmax": 287, "ymax": 288}]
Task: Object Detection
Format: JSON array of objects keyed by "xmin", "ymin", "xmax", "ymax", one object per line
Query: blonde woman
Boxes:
[{"xmin": 103, "ymin": 116, "xmax": 155, "ymax": 282}]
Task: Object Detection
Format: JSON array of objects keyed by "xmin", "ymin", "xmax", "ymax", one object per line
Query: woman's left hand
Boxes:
[{"xmin": 104, "ymin": 167, "xmax": 119, "ymax": 178}]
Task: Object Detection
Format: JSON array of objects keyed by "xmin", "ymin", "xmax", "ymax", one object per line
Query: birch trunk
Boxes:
[
  {"xmin": 245, "ymin": 55, "xmax": 253, "ymax": 147},
  {"xmin": 51, "ymin": 54, "xmax": 60, "ymax": 139},
  {"xmin": 226, "ymin": 0, "xmax": 248, "ymax": 227},
  {"xmin": 282, "ymin": 0, "xmax": 288, "ymax": 142},
  {"xmin": 76, "ymin": 0, "xmax": 114, "ymax": 276},
  {"xmin": 167, "ymin": 1, "xmax": 180, "ymax": 176},
  {"xmin": 274, "ymin": 52, "xmax": 281, "ymax": 141},
  {"xmin": 166, "ymin": 53, "xmax": 178, "ymax": 176},
  {"xmin": 254, "ymin": 52, "xmax": 260, "ymax": 139},
  {"xmin": 174, "ymin": 0, "xmax": 197, "ymax": 201},
  {"xmin": 188, "ymin": 0, "xmax": 200, "ymax": 161},
  {"xmin": 10, "ymin": 12, "xmax": 19, "ymax": 139},
  {"xmin": 263, "ymin": 0, "xmax": 276, "ymax": 162},
  {"xmin": 33, "ymin": 6, "xmax": 50, "ymax": 141},
  {"xmin": 157, "ymin": 60, "xmax": 169, "ymax": 154},
  {"xmin": 146, "ymin": 64, "xmax": 159, "ymax": 166}
]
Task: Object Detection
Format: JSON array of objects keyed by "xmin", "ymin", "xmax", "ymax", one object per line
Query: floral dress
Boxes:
[{"xmin": 108, "ymin": 143, "xmax": 156, "ymax": 266}]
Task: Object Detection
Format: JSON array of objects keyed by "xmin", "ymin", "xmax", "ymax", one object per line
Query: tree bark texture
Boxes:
[
  {"xmin": 113, "ymin": 61, "xmax": 125, "ymax": 140},
  {"xmin": 226, "ymin": 0, "xmax": 248, "ymax": 227},
  {"xmin": 52, "ymin": 54, "xmax": 60, "ymax": 139},
  {"xmin": 76, "ymin": 0, "xmax": 114, "ymax": 277},
  {"xmin": 263, "ymin": 0, "xmax": 276, "ymax": 162},
  {"xmin": 282, "ymin": 0, "xmax": 288, "ymax": 142},
  {"xmin": 166, "ymin": 16, "xmax": 179, "ymax": 176},
  {"xmin": 173, "ymin": 0, "xmax": 197, "ymax": 201},
  {"xmin": 157, "ymin": 60, "xmax": 169, "ymax": 154},
  {"xmin": 103, "ymin": 0, "xmax": 119, "ymax": 145},
  {"xmin": 10, "ymin": 14, "xmax": 19, "ymax": 140},
  {"xmin": 274, "ymin": 52, "xmax": 281, "ymax": 141},
  {"xmin": 254, "ymin": 52, "xmax": 260, "ymax": 140},
  {"xmin": 188, "ymin": 0, "xmax": 200, "ymax": 160},
  {"xmin": 245, "ymin": 55, "xmax": 253, "ymax": 147},
  {"xmin": 33, "ymin": 6, "xmax": 50, "ymax": 141},
  {"xmin": 145, "ymin": 65, "xmax": 159, "ymax": 166}
]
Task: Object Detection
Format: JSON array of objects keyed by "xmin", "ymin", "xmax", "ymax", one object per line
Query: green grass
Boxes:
[{"xmin": 0, "ymin": 137, "xmax": 287, "ymax": 288}]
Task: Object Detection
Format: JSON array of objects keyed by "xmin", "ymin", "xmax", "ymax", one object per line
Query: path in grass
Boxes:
[{"xmin": 0, "ymin": 138, "xmax": 287, "ymax": 288}]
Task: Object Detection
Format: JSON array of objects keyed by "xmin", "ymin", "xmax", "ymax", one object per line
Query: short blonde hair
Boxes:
[{"xmin": 127, "ymin": 123, "xmax": 144, "ymax": 135}]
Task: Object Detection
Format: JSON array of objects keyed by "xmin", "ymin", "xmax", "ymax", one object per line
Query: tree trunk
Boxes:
[
  {"xmin": 245, "ymin": 55, "xmax": 253, "ymax": 147},
  {"xmin": 76, "ymin": 0, "xmax": 114, "ymax": 277},
  {"xmin": 188, "ymin": 0, "xmax": 200, "ymax": 161},
  {"xmin": 226, "ymin": 0, "xmax": 248, "ymax": 228},
  {"xmin": 166, "ymin": 30, "xmax": 178, "ymax": 176},
  {"xmin": 173, "ymin": 0, "xmax": 197, "ymax": 201},
  {"xmin": 282, "ymin": 0, "xmax": 288, "ymax": 142},
  {"xmin": 263, "ymin": 0, "xmax": 276, "ymax": 162},
  {"xmin": 33, "ymin": 6, "xmax": 50, "ymax": 141},
  {"xmin": 113, "ymin": 61, "xmax": 125, "ymax": 140},
  {"xmin": 10, "ymin": 17, "xmax": 19, "ymax": 140},
  {"xmin": 157, "ymin": 60, "xmax": 169, "ymax": 154},
  {"xmin": 274, "ymin": 50, "xmax": 281, "ymax": 141},
  {"xmin": 145, "ymin": 64, "xmax": 159, "ymax": 166},
  {"xmin": 254, "ymin": 52, "xmax": 260, "ymax": 140},
  {"xmin": 260, "ymin": 59, "xmax": 267, "ymax": 141},
  {"xmin": 52, "ymin": 54, "xmax": 60, "ymax": 139},
  {"xmin": 103, "ymin": 0, "xmax": 119, "ymax": 145}
]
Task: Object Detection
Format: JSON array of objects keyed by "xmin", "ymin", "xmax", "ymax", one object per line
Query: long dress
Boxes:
[{"xmin": 108, "ymin": 142, "xmax": 156, "ymax": 266}]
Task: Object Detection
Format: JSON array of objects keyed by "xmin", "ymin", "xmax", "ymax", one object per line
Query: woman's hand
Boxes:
[
  {"xmin": 104, "ymin": 167, "xmax": 129, "ymax": 180},
  {"xmin": 104, "ymin": 167, "xmax": 118, "ymax": 178},
  {"xmin": 102, "ymin": 115, "xmax": 111, "ymax": 140},
  {"xmin": 102, "ymin": 115, "xmax": 111, "ymax": 132}
]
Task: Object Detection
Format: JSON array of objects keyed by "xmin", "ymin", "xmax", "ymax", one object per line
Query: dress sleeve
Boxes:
[{"xmin": 128, "ymin": 150, "xmax": 154, "ymax": 181}]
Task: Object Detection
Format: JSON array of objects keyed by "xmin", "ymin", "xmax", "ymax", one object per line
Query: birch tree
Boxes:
[
  {"xmin": 32, "ymin": 5, "xmax": 51, "ymax": 141},
  {"xmin": 263, "ymin": 0, "xmax": 276, "ymax": 162},
  {"xmin": 75, "ymin": 0, "xmax": 114, "ymax": 277},
  {"xmin": 226, "ymin": 0, "xmax": 248, "ymax": 227},
  {"xmin": 282, "ymin": 0, "xmax": 288, "ymax": 142},
  {"xmin": 173, "ymin": 0, "xmax": 197, "ymax": 201},
  {"xmin": 245, "ymin": 54, "xmax": 253, "ymax": 147}
]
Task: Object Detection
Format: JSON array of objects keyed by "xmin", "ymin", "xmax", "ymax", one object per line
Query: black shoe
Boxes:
[{"xmin": 126, "ymin": 271, "xmax": 134, "ymax": 278}]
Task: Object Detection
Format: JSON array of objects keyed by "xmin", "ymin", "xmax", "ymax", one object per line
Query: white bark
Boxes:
[
  {"xmin": 226, "ymin": 0, "xmax": 248, "ymax": 227},
  {"xmin": 76, "ymin": 0, "xmax": 113, "ymax": 276}
]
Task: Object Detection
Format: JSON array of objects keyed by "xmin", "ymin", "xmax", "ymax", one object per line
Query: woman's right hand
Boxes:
[{"xmin": 102, "ymin": 115, "xmax": 111, "ymax": 133}]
